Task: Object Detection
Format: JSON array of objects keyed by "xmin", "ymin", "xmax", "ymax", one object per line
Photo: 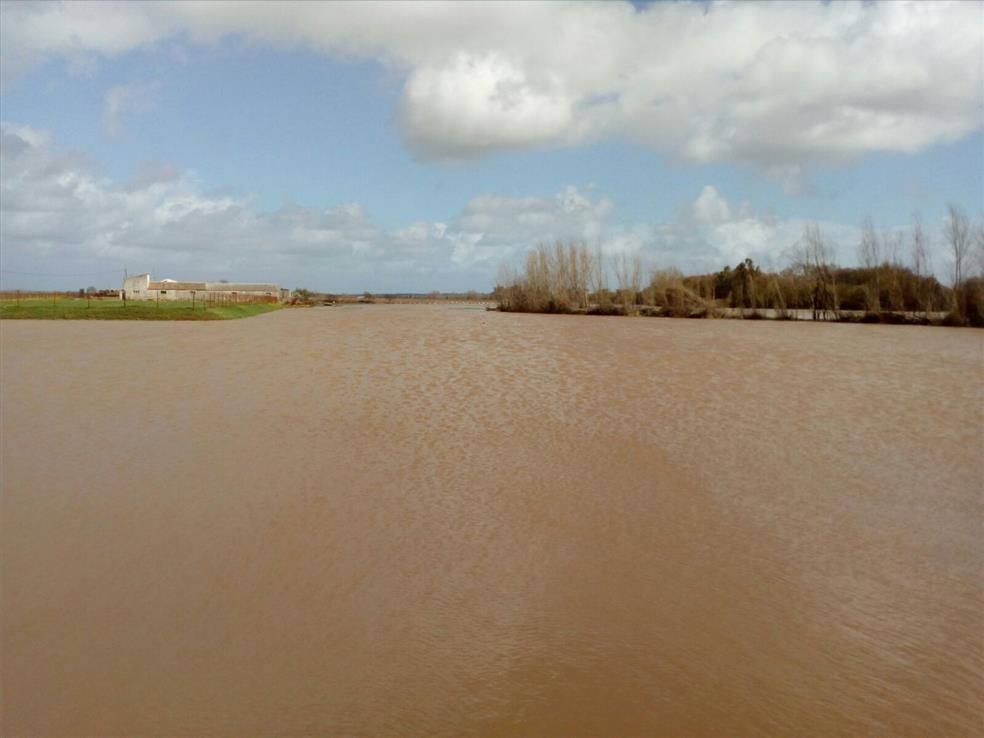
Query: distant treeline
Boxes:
[
  {"xmin": 289, "ymin": 289, "xmax": 492, "ymax": 305},
  {"xmin": 493, "ymin": 205, "xmax": 984, "ymax": 327},
  {"xmin": 1, "ymin": 289, "xmax": 118, "ymax": 298}
]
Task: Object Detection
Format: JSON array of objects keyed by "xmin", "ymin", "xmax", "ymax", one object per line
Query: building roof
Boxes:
[
  {"xmin": 148, "ymin": 281, "xmax": 207, "ymax": 290},
  {"xmin": 204, "ymin": 282, "xmax": 279, "ymax": 292},
  {"xmin": 144, "ymin": 281, "xmax": 279, "ymax": 292}
]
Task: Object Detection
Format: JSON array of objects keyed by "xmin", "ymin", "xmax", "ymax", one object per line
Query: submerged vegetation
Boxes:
[{"xmin": 494, "ymin": 206, "xmax": 984, "ymax": 327}]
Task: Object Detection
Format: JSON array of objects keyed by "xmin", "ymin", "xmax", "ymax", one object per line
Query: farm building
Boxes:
[{"xmin": 122, "ymin": 274, "xmax": 290, "ymax": 303}]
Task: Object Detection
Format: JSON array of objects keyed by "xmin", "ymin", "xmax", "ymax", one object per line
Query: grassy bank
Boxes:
[{"xmin": 0, "ymin": 298, "xmax": 282, "ymax": 321}]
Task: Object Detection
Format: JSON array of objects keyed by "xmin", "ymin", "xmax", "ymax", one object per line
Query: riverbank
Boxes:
[
  {"xmin": 492, "ymin": 243, "xmax": 984, "ymax": 326},
  {"xmin": 0, "ymin": 297, "xmax": 282, "ymax": 320},
  {"xmin": 493, "ymin": 303, "xmax": 957, "ymax": 325}
]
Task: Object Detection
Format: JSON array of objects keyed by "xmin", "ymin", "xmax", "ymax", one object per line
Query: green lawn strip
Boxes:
[{"xmin": 0, "ymin": 299, "xmax": 282, "ymax": 320}]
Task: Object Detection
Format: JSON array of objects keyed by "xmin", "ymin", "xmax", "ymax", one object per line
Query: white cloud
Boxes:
[
  {"xmin": 1, "ymin": 1, "xmax": 980, "ymax": 169},
  {"xmin": 1, "ymin": 123, "xmax": 615, "ymax": 290},
  {"xmin": 0, "ymin": 123, "xmax": 963, "ymax": 292},
  {"xmin": 399, "ymin": 52, "xmax": 574, "ymax": 160},
  {"xmin": 666, "ymin": 187, "xmax": 867, "ymax": 273},
  {"xmin": 692, "ymin": 185, "xmax": 732, "ymax": 224}
]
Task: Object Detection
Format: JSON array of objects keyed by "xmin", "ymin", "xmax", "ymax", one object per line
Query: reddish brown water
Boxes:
[{"xmin": 2, "ymin": 306, "xmax": 982, "ymax": 736}]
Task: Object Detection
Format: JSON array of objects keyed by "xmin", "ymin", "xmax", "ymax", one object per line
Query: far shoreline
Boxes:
[{"xmin": 491, "ymin": 303, "xmax": 962, "ymax": 327}]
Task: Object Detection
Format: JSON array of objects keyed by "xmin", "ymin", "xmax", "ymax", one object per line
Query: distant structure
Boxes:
[{"xmin": 122, "ymin": 273, "xmax": 290, "ymax": 303}]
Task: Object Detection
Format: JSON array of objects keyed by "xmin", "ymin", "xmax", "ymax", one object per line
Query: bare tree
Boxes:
[
  {"xmin": 630, "ymin": 254, "xmax": 642, "ymax": 302},
  {"xmin": 648, "ymin": 267, "xmax": 682, "ymax": 308},
  {"xmin": 577, "ymin": 243, "xmax": 596, "ymax": 307},
  {"xmin": 882, "ymin": 228, "xmax": 904, "ymax": 311},
  {"xmin": 910, "ymin": 214, "xmax": 932, "ymax": 316},
  {"xmin": 496, "ymin": 262, "xmax": 517, "ymax": 289},
  {"xmin": 613, "ymin": 252, "xmax": 641, "ymax": 311},
  {"xmin": 795, "ymin": 223, "xmax": 838, "ymax": 320},
  {"xmin": 590, "ymin": 244, "xmax": 609, "ymax": 306},
  {"xmin": 943, "ymin": 204, "xmax": 972, "ymax": 318},
  {"xmin": 975, "ymin": 219, "xmax": 984, "ymax": 278},
  {"xmin": 858, "ymin": 216, "xmax": 881, "ymax": 312},
  {"xmin": 495, "ymin": 242, "xmax": 605, "ymax": 312},
  {"xmin": 944, "ymin": 203, "xmax": 971, "ymax": 288}
]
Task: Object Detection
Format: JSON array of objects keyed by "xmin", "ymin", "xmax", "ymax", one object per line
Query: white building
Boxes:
[{"xmin": 122, "ymin": 274, "xmax": 289, "ymax": 303}]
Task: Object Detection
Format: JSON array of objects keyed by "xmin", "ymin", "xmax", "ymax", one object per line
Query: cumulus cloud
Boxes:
[
  {"xmin": 692, "ymin": 185, "xmax": 732, "ymax": 224},
  {"xmin": 0, "ymin": 123, "xmax": 613, "ymax": 290},
  {"xmin": 399, "ymin": 52, "xmax": 574, "ymax": 160},
  {"xmin": 1, "ymin": 0, "xmax": 980, "ymax": 169},
  {"xmin": 1, "ymin": 123, "xmax": 957, "ymax": 292}
]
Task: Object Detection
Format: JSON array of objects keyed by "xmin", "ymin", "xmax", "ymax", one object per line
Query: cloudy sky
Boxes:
[{"xmin": 1, "ymin": 0, "xmax": 981, "ymax": 292}]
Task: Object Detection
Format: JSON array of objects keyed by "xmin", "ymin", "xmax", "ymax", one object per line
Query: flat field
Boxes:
[{"xmin": 0, "ymin": 297, "xmax": 281, "ymax": 320}]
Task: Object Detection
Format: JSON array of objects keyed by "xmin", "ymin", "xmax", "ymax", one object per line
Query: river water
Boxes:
[{"xmin": 2, "ymin": 305, "xmax": 982, "ymax": 736}]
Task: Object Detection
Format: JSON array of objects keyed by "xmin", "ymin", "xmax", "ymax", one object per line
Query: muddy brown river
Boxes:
[{"xmin": 2, "ymin": 306, "xmax": 982, "ymax": 736}]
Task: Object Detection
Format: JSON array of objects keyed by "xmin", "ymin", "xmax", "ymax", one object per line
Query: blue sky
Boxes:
[{"xmin": 1, "ymin": 1, "xmax": 981, "ymax": 292}]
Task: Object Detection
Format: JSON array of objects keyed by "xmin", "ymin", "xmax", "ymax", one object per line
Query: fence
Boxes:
[
  {"xmin": 200, "ymin": 292, "xmax": 279, "ymax": 306},
  {"xmin": 1, "ymin": 291, "xmax": 114, "ymax": 300}
]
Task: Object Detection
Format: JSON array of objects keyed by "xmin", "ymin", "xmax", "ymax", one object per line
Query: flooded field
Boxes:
[{"xmin": 2, "ymin": 305, "xmax": 982, "ymax": 736}]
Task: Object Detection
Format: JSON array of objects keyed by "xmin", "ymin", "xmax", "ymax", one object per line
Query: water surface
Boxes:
[{"xmin": 2, "ymin": 306, "xmax": 982, "ymax": 736}]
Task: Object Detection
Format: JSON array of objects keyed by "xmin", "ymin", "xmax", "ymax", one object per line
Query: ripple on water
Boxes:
[{"xmin": 1, "ymin": 306, "xmax": 982, "ymax": 736}]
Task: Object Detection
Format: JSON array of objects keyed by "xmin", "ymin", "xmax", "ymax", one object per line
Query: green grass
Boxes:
[{"xmin": 0, "ymin": 298, "xmax": 283, "ymax": 321}]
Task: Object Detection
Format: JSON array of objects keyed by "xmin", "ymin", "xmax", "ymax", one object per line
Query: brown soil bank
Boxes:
[{"xmin": 2, "ymin": 306, "xmax": 982, "ymax": 737}]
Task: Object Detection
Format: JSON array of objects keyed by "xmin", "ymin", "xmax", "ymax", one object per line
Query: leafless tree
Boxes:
[
  {"xmin": 943, "ymin": 203, "xmax": 972, "ymax": 318},
  {"xmin": 614, "ymin": 252, "xmax": 641, "ymax": 311},
  {"xmin": 794, "ymin": 223, "xmax": 838, "ymax": 320},
  {"xmin": 577, "ymin": 242, "xmax": 595, "ymax": 308},
  {"xmin": 495, "ymin": 242, "xmax": 604, "ymax": 312},
  {"xmin": 882, "ymin": 228, "xmax": 905, "ymax": 311},
  {"xmin": 858, "ymin": 216, "xmax": 881, "ymax": 312},
  {"xmin": 944, "ymin": 203, "xmax": 971, "ymax": 289},
  {"xmin": 975, "ymin": 219, "xmax": 984, "ymax": 278},
  {"xmin": 910, "ymin": 214, "xmax": 932, "ymax": 316},
  {"xmin": 589, "ymin": 244, "xmax": 608, "ymax": 306}
]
